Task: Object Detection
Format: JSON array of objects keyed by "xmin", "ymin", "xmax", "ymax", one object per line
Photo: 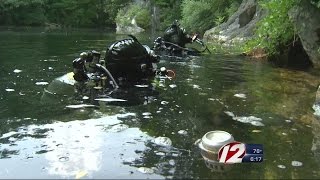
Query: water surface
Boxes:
[{"xmin": 0, "ymin": 28, "xmax": 320, "ymax": 179}]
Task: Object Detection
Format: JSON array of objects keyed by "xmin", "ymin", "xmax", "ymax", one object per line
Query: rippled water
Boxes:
[{"xmin": 1, "ymin": 27, "xmax": 320, "ymax": 179}]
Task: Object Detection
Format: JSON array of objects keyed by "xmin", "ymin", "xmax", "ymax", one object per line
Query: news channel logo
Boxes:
[{"xmin": 218, "ymin": 142, "xmax": 263, "ymax": 163}]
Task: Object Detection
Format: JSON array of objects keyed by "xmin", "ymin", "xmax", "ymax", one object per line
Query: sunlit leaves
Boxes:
[
  {"xmin": 244, "ymin": 0, "xmax": 300, "ymax": 56},
  {"xmin": 180, "ymin": 0, "xmax": 242, "ymax": 34}
]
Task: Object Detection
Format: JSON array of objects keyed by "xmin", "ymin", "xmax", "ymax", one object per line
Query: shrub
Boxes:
[
  {"xmin": 244, "ymin": 0, "xmax": 299, "ymax": 56},
  {"xmin": 180, "ymin": 0, "xmax": 242, "ymax": 34}
]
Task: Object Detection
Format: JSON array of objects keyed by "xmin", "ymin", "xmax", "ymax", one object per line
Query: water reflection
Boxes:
[{"xmin": 0, "ymin": 113, "xmax": 165, "ymax": 179}]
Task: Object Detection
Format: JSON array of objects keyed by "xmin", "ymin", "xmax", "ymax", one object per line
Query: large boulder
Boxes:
[
  {"xmin": 288, "ymin": 1, "xmax": 320, "ymax": 67},
  {"xmin": 116, "ymin": 17, "xmax": 145, "ymax": 35},
  {"xmin": 203, "ymin": 0, "xmax": 267, "ymax": 45}
]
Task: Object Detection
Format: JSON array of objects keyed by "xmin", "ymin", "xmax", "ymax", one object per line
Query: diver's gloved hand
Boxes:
[{"xmin": 191, "ymin": 34, "xmax": 205, "ymax": 46}]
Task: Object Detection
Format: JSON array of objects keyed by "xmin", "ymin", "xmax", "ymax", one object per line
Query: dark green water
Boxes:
[{"xmin": 1, "ymin": 28, "xmax": 320, "ymax": 179}]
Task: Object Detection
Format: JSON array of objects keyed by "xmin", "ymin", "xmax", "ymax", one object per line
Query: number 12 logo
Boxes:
[{"xmin": 218, "ymin": 142, "xmax": 246, "ymax": 164}]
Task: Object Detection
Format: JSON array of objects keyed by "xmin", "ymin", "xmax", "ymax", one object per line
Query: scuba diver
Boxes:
[
  {"xmin": 105, "ymin": 35, "xmax": 160, "ymax": 86},
  {"xmin": 153, "ymin": 20, "xmax": 210, "ymax": 56},
  {"xmin": 71, "ymin": 35, "xmax": 173, "ymax": 104},
  {"xmin": 43, "ymin": 35, "xmax": 174, "ymax": 106}
]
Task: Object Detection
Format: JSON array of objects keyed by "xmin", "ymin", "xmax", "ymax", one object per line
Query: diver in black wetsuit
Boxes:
[
  {"xmin": 153, "ymin": 20, "xmax": 209, "ymax": 56},
  {"xmin": 163, "ymin": 20, "xmax": 193, "ymax": 48}
]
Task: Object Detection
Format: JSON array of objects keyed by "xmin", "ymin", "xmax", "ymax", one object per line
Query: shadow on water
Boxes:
[{"xmin": 0, "ymin": 28, "xmax": 320, "ymax": 179}]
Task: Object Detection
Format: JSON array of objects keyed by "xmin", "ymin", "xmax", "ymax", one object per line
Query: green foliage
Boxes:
[
  {"xmin": 153, "ymin": 0, "xmax": 182, "ymax": 30},
  {"xmin": 0, "ymin": 0, "xmax": 131, "ymax": 27},
  {"xmin": 116, "ymin": 3, "xmax": 151, "ymax": 29},
  {"xmin": 311, "ymin": 0, "xmax": 320, "ymax": 8},
  {"xmin": 244, "ymin": 0, "xmax": 299, "ymax": 56},
  {"xmin": 0, "ymin": 0, "xmax": 46, "ymax": 25},
  {"xmin": 180, "ymin": 0, "xmax": 242, "ymax": 34},
  {"xmin": 45, "ymin": 0, "xmax": 131, "ymax": 27}
]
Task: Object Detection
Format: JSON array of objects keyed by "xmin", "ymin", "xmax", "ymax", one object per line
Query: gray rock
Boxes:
[
  {"xmin": 288, "ymin": 1, "xmax": 320, "ymax": 67},
  {"xmin": 204, "ymin": 0, "xmax": 267, "ymax": 45},
  {"xmin": 116, "ymin": 17, "xmax": 145, "ymax": 35}
]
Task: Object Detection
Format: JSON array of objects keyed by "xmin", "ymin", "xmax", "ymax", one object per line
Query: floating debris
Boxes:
[
  {"xmin": 291, "ymin": 161, "xmax": 303, "ymax": 167},
  {"xmin": 224, "ymin": 111, "xmax": 235, "ymax": 117},
  {"xmin": 282, "ymin": 132, "xmax": 288, "ymax": 136},
  {"xmin": 48, "ymin": 67, "xmax": 54, "ymax": 70},
  {"xmin": 66, "ymin": 104, "xmax": 96, "ymax": 109},
  {"xmin": 178, "ymin": 130, "xmax": 187, "ymax": 135},
  {"xmin": 252, "ymin": 130, "xmax": 262, "ymax": 133},
  {"xmin": 19, "ymin": 92, "xmax": 25, "ymax": 96},
  {"xmin": 142, "ymin": 112, "xmax": 152, "ymax": 116},
  {"xmin": 13, "ymin": 69, "xmax": 22, "ymax": 73},
  {"xmin": 234, "ymin": 93, "xmax": 246, "ymax": 99},
  {"xmin": 153, "ymin": 137, "xmax": 172, "ymax": 146},
  {"xmin": 138, "ymin": 167, "xmax": 154, "ymax": 174},
  {"xmin": 155, "ymin": 151, "xmax": 166, "ymax": 156},
  {"xmin": 135, "ymin": 85, "xmax": 149, "ymax": 88},
  {"xmin": 235, "ymin": 116, "xmax": 262, "ymax": 123},
  {"xmin": 250, "ymin": 121, "xmax": 265, "ymax": 127},
  {"xmin": 277, "ymin": 165, "xmax": 286, "ymax": 169},
  {"xmin": 193, "ymin": 84, "xmax": 201, "ymax": 89},
  {"xmin": 95, "ymin": 98, "xmax": 127, "ymax": 102},
  {"xmin": 82, "ymin": 96, "xmax": 89, "ymax": 100},
  {"xmin": 169, "ymin": 84, "xmax": 177, "ymax": 88},
  {"xmin": 5, "ymin": 89, "xmax": 15, "ymax": 92},
  {"xmin": 35, "ymin": 82, "xmax": 49, "ymax": 86},
  {"xmin": 42, "ymin": 59, "xmax": 58, "ymax": 62},
  {"xmin": 285, "ymin": 120, "xmax": 292, "ymax": 123},
  {"xmin": 143, "ymin": 115, "xmax": 152, "ymax": 119},
  {"xmin": 161, "ymin": 101, "xmax": 169, "ymax": 105},
  {"xmin": 225, "ymin": 111, "xmax": 265, "ymax": 127},
  {"xmin": 117, "ymin": 113, "xmax": 136, "ymax": 118}
]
